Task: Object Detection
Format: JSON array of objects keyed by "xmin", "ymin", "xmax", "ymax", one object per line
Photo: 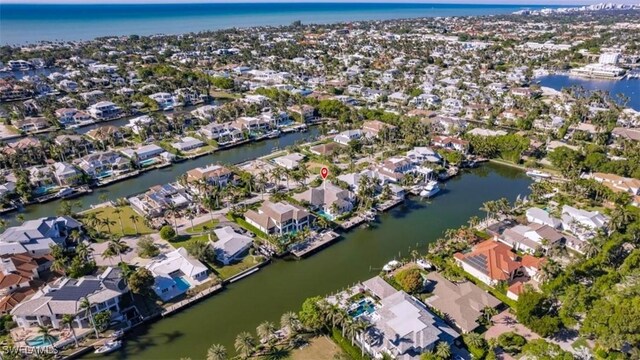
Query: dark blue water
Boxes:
[
  {"xmin": 0, "ymin": 3, "xmax": 556, "ymax": 45},
  {"xmin": 538, "ymin": 74, "xmax": 640, "ymax": 111}
]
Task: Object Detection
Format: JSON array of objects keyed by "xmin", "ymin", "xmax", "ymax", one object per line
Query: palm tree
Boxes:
[
  {"xmin": 435, "ymin": 341, "xmax": 451, "ymax": 359},
  {"xmin": 256, "ymin": 321, "xmax": 276, "ymax": 347},
  {"xmin": 104, "ymin": 237, "xmax": 128, "ymax": 263},
  {"xmin": 129, "ymin": 214, "xmax": 139, "ymax": 235},
  {"xmin": 80, "ymin": 296, "xmax": 99, "ymax": 338},
  {"xmin": 61, "ymin": 314, "xmax": 79, "ymax": 348},
  {"xmin": 464, "ymin": 332, "xmax": 485, "ymax": 349},
  {"xmin": 113, "ymin": 207, "xmax": 125, "ymax": 235},
  {"xmin": 100, "ymin": 217, "xmax": 116, "ymax": 236},
  {"xmin": 75, "ymin": 242, "xmax": 92, "ymax": 261},
  {"xmin": 51, "ymin": 257, "xmax": 67, "ymax": 275},
  {"xmin": 37, "ymin": 325, "xmax": 56, "ymax": 347},
  {"xmin": 583, "ymin": 237, "xmax": 601, "ymax": 259},
  {"xmin": 166, "ymin": 203, "xmax": 180, "ymax": 231},
  {"xmin": 481, "ymin": 306, "xmax": 498, "ymax": 325},
  {"xmin": 610, "ymin": 205, "xmax": 633, "ymax": 232},
  {"xmin": 234, "ymin": 331, "xmax": 255, "ymax": 359},
  {"xmin": 280, "ymin": 311, "xmax": 301, "ymax": 337},
  {"xmin": 206, "ymin": 344, "xmax": 227, "ymax": 360},
  {"xmin": 185, "ymin": 207, "xmax": 196, "ymax": 229}
]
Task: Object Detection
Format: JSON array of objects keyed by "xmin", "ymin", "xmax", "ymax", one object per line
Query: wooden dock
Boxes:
[
  {"xmin": 291, "ymin": 231, "xmax": 341, "ymax": 258},
  {"xmin": 377, "ymin": 197, "xmax": 404, "ymax": 212}
]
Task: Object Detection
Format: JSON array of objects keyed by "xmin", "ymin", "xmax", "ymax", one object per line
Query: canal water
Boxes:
[
  {"xmin": 537, "ymin": 74, "xmax": 640, "ymax": 111},
  {"xmin": 3, "ymin": 128, "xmax": 320, "ymax": 223},
  {"xmin": 91, "ymin": 162, "xmax": 531, "ymax": 360}
]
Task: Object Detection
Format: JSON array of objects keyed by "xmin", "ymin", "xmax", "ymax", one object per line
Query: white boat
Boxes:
[
  {"xmin": 417, "ymin": 259, "xmax": 433, "ymax": 270},
  {"xmin": 419, "ymin": 181, "xmax": 441, "ymax": 198},
  {"xmin": 382, "ymin": 260, "xmax": 401, "ymax": 272},
  {"xmin": 95, "ymin": 340, "xmax": 122, "ymax": 354},
  {"xmin": 111, "ymin": 329, "xmax": 125, "ymax": 339},
  {"xmin": 57, "ymin": 187, "xmax": 75, "ymax": 198},
  {"xmin": 267, "ymin": 130, "xmax": 281, "ymax": 139},
  {"xmin": 526, "ymin": 169, "xmax": 552, "ymax": 179}
]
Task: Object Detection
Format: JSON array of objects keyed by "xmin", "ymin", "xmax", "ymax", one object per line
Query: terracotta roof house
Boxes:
[
  {"xmin": 309, "ymin": 142, "xmax": 344, "ymax": 156},
  {"xmin": 454, "ymin": 240, "xmax": 522, "ymax": 286},
  {"xmin": 362, "ymin": 120, "xmax": 397, "ymax": 138},
  {"xmin": 424, "ymin": 272, "xmax": 501, "ymax": 333}
]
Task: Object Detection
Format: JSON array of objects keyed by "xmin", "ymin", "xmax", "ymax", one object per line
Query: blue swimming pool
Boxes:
[
  {"xmin": 174, "ymin": 276, "xmax": 191, "ymax": 292},
  {"xmin": 349, "ymin": 299, "xmax": 376, "ymax": 318},
  {"xmin": 26, "ymin": 335, "xmax": 58, "ymax": 347},
  {"xmin": 139, "ymin": 158, "xmax": 157, "ymax": 167}
]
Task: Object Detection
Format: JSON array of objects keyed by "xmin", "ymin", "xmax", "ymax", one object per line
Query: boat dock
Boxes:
[
  {"xmin": 161, "ymin": 283, "xmax": 223, "ymax": 317},
  {"xmin": 377, "ymin": 197, "xmax": 404, "ymax": 211},
  {"xmin": 291, "ymin": 231, "xmax": 341, "ymax": 258}
]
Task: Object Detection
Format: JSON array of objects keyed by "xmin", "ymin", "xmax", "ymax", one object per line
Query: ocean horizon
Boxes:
[{"xmin": 0, "ymin": 2, "xmax": 559, "ymax": 45}]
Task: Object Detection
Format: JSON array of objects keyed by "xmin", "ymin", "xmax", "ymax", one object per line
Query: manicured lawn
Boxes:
[
  {"xmin": 212, "ymin": 255, "xmax": 261, "ymax": 280},
  {"xmin": 185, "ymin": 219, "xmax": 219, "ymax": 234},
  {"xmin": 290, "ymin": 336, "xmax": 346, "ymax": 360},
  {"xmin": 226, "ymin": 214, "xmax": 268, "ymax": 239},
  {"xmin": 169, "ymin": 233, "xmax": 214, "ymax": 249},
  {"xmin": 82, "ymin": 205, "xmax": 153, "ymax": 237}
]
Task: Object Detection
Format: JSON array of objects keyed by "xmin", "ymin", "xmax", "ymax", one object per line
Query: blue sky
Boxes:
[{"xmin": 3, "ymin": 0, "xmax": 639, "ymax": 4}]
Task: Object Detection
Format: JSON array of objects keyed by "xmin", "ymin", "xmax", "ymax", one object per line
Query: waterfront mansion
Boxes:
[
  {"xmin": 11, "ymin": 267, "xmax": 127, "ymax": 330},
  {"xmin": 244, "ymin": 201, "xmax": 312, "ymax": 236}
]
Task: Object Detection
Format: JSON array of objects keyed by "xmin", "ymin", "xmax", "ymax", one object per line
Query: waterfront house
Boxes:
[
  {"xmin": 171, "ymin": 137, "xmax": 205, "ymax": 152},
  {"xmin": 454, "ymin": 240, "xmax": 523, "ymax": 286},
  {"xmin": 126, "ymin": 115, "xmax": 154, "ymax": 135},
  {"xmin": 52, "ymin": 162, "xmax": 82, "ymax": 186},
  {"xmin": 149, "ymin": 92, "xmax": 176, "ymax": 110},
  {"xmin": 14, "ymin": 117, "xmax": 50, "ymax": 132},
  {"xmin": 146, "ymin": 248, "xmax": 209, "ymax": 302},
  {"xmin": 525, "ymin": 207, "xmax": 562, "ymax": 229},
  {"xmin": 11, "ymin": 267, "xmax": 127, "ymax": 330},
  {"xmin": 212, "ymin": 226, "xmax": 253, "ymax": 265},
  {"xmin": 288, "ymin": 104, "xmax": 315, "ymax": 122},
  {"xmin": 432, "ymin": 136, "xmax": 469, "ymax": 153},
  {"xmin": 191, "ymin": 105, "xmax": 217, "ymax": 121},
  {"xmin": 376, "ymin": 157, "xmax": 414, "ymax": 183},
  {"xmin": 406, "ymin": 147, "xmax": 442, "ymax": 164},
  {"xmin": 129, "ymin": 183, "xmax": 190, "ymax": 217},
  {"xmin": 186, "ymin": 164, "xmax": 233, "ymax": 189},
  {"xmin": 120, "ymin": 144, "xmax": 165, "ymax": 164},
  {"xmin": 359, "ymin": 277, "xmax": 459, "ymax": 359},
  {"xmin": 333, "ymin": 130, "xmax": 362, "ymax": 145},
  {"xmin": 0, "ymin": 217, "xmax": 82, "ymax": 256},
  {"xmin": 88, "ymin": 101, "xmax": 121, "ymax": 121},
  {"xmin": 244, "ymin": 201, "xmax": 311, "ymax": 236},
  {"xmin": 424, "ymin": 272, "xmax": 501, "ymax": 333},
  {"xmin": 76, "ymin": 151, "xmax": 130, "ymax": 178},
  {"xmin": 293, "ymin": 182, "xmax": 354, "ymax": 219},
  {"xmin": 199, "ymin": 122, "xmax": 233, "ymax": 140},
  {"xmin": 273, "ymin": 152, "xmax": 305, "ymax": 170}
]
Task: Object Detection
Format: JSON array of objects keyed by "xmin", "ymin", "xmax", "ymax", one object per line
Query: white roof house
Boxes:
[
  {"xmin": 146, "ymin": 248, "xmax": 209, "ymax": 302},
  {"xmin": 0, "ymin": 216, "xmax": 81, "ymax": 256},
  {"xmin": 525, "ymin": 207, "xmax": 562, "ymax": 229},
  {"xmin": 360, "ymin": 283, "xmax": 459, "ymax": 359},
  {"xmin": 212, "ymin": 226, "xmax": 253, "ymax": 265},
  {"xmin": 561, "ymin": 205, "xmax": 608, "ymax": 240},
  {"xmin": 273, "ymin": 152, "xmax": 305, "ymax": 170}
]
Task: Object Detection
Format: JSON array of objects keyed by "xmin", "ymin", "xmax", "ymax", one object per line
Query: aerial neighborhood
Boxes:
[{"xmin": 0, "ymin": 4, "xmax": 638, "ymax": 360}]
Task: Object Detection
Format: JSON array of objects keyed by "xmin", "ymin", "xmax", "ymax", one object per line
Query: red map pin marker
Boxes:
[{"xmin": 320, "ymin": 167, "xmax": 329, "ymax": 180}]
